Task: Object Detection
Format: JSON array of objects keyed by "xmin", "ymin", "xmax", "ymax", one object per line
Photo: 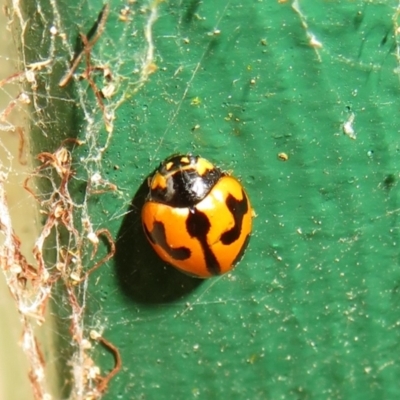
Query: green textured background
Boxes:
[{"xmin": 19, "ymin": 0, "xmax": 400, "ymax": 398}]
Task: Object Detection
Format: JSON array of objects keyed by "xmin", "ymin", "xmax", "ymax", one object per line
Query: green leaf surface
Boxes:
[{"xmin": 18, "ymin": 0, "xmax": 400, "ymax": 398}]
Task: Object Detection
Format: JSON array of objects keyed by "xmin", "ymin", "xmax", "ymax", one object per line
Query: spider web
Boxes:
[
  {"xmin": 1, "ymin": 0, "xmax": 400, "ymax": 399},
  {"xmin": 0, "ymin": 1, "xmax": 161, "ymax": 398}
]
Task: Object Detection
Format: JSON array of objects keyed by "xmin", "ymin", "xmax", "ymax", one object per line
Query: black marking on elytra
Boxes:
[
  {"xmin": 221, "ymin": 190, "xmax": 249, "ymax": 245},
  {"xmin": 144, "ymin": 220, "xmax": 191, "ymax": 260},
  {"xmin": 232, "ymin": 234, "xmax": 250, "ymax": 267},
  {"xmin": 186, "ymin": 208, "xmax": 221, "ymax": 275}
]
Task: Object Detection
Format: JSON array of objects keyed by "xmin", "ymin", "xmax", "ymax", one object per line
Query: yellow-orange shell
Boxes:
[{"xmin": 142, "ymin": 176, "xmax": 252, "ymax": 278}]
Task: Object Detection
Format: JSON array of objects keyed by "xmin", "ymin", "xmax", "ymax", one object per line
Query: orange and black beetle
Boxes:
[{"xmin": 141, "ymin": 154, "xmax": 252, "ymax": 278}]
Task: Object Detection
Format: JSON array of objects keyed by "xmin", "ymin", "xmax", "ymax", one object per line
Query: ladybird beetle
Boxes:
[{"xmin": 141, "ymin": 154, "xmax": 252, "ymax": 278}]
